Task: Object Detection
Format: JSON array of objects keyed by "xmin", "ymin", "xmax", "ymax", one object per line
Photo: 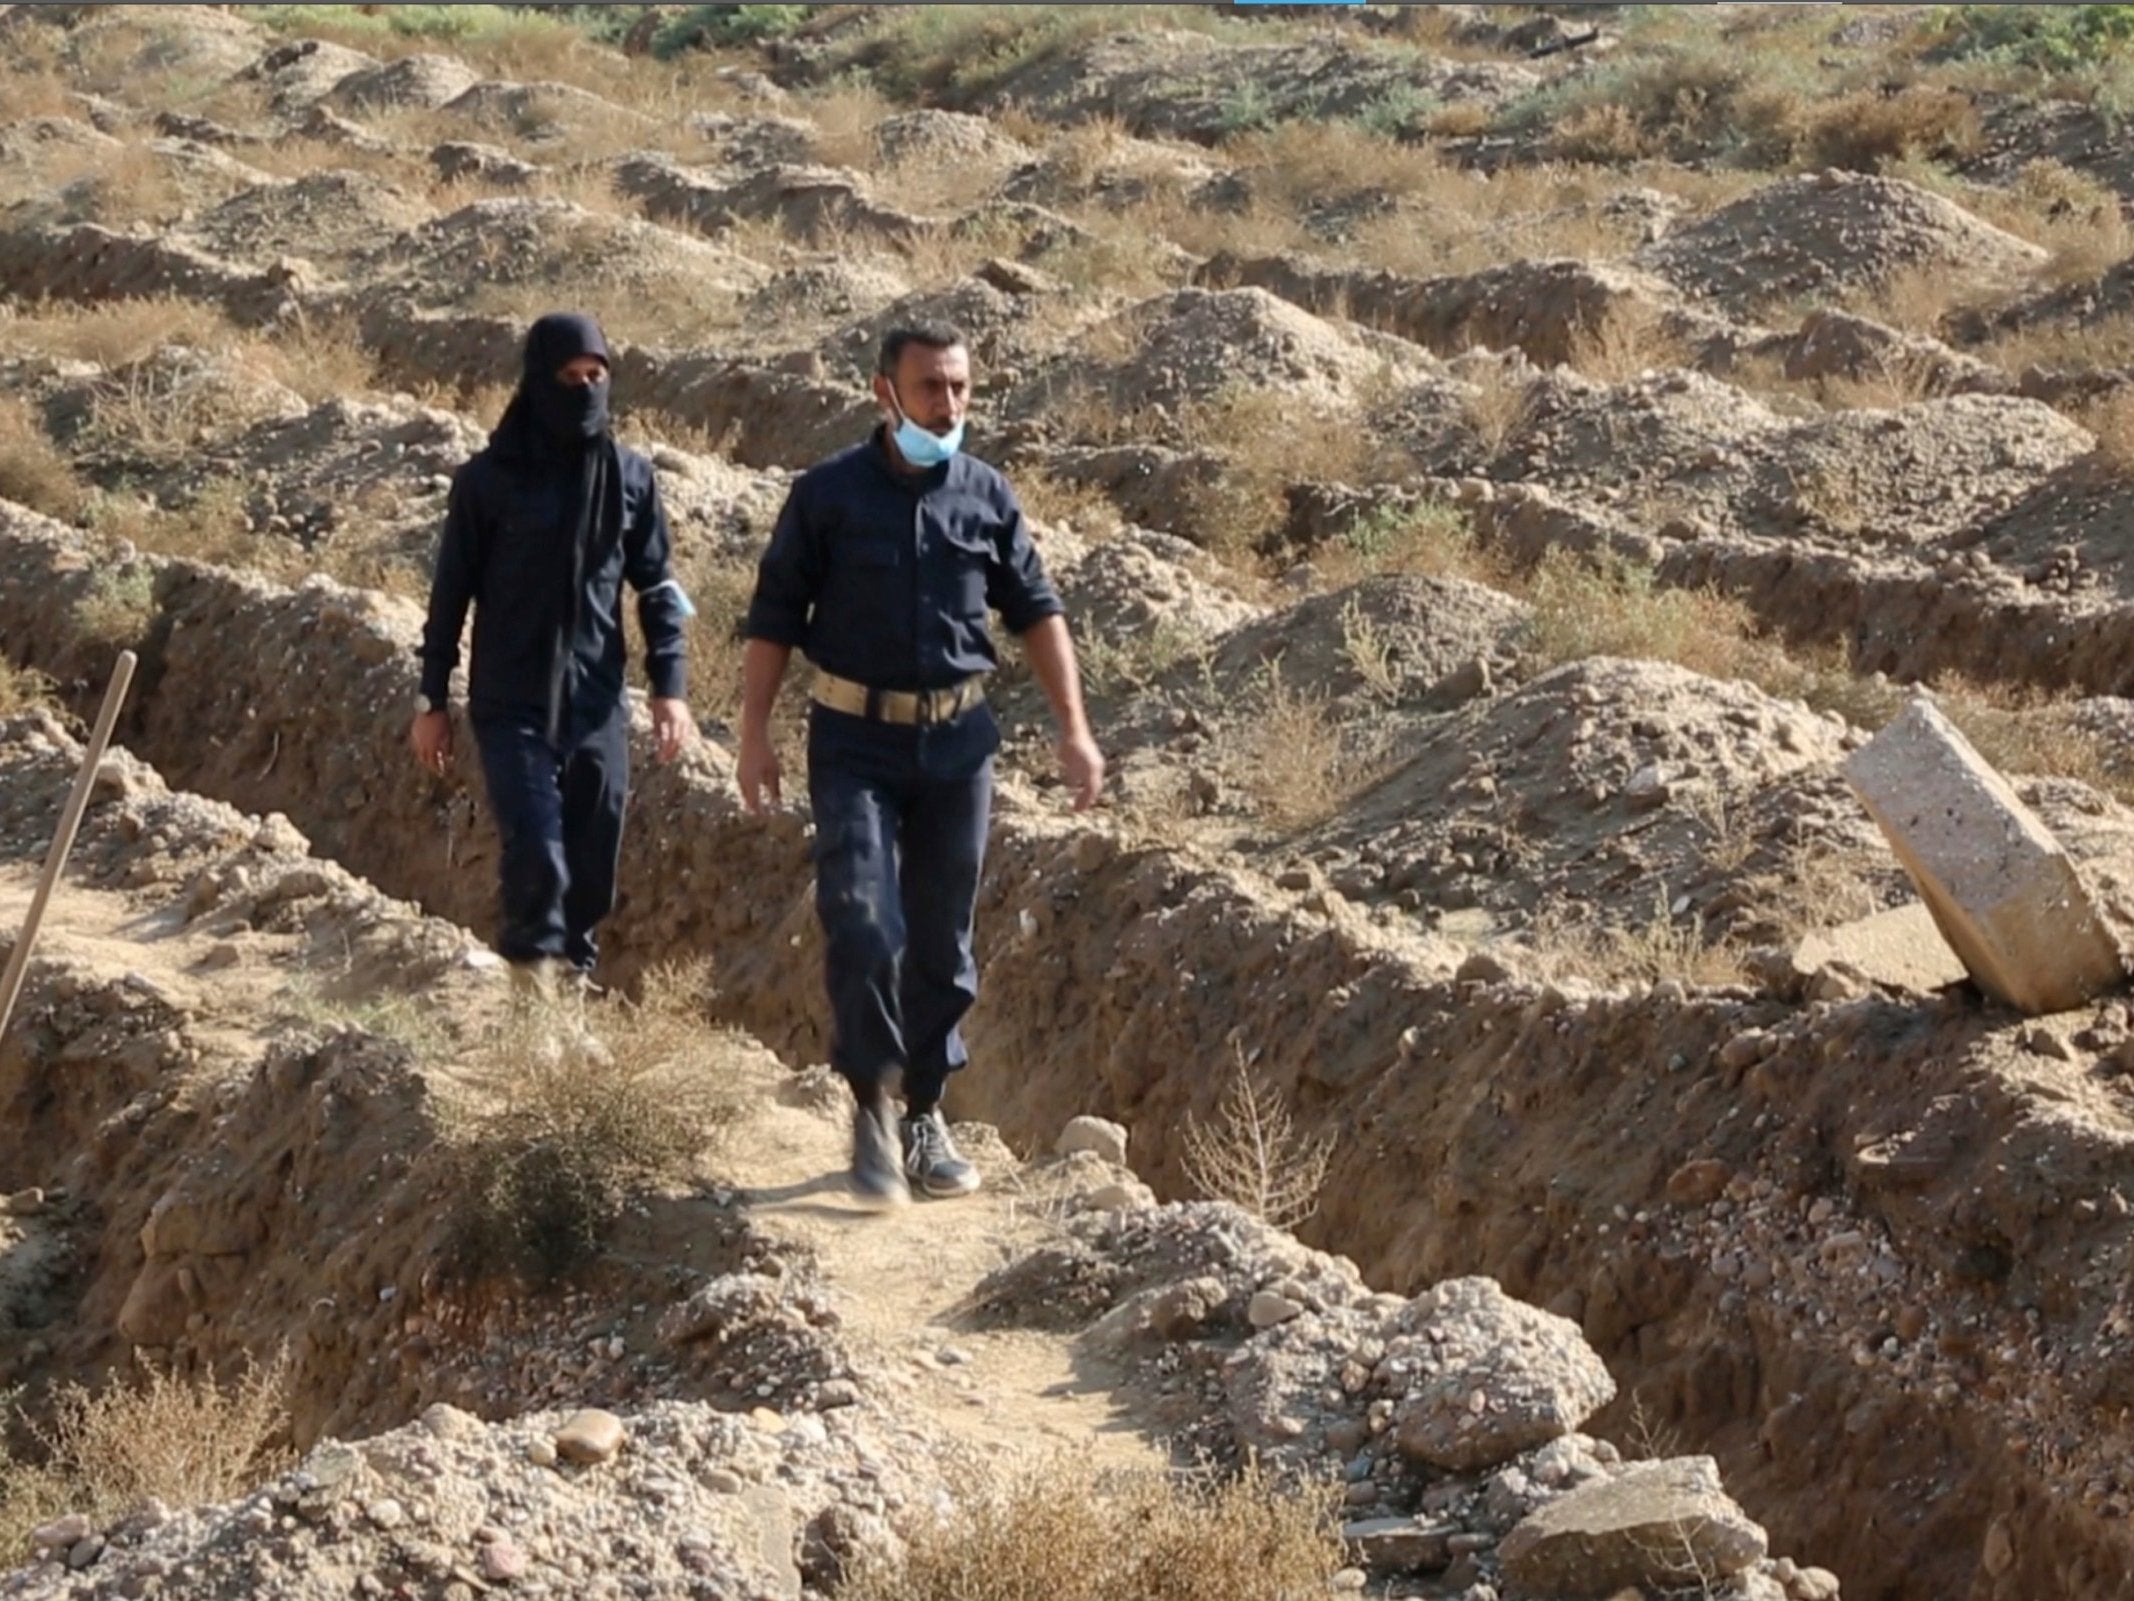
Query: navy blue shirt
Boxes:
[
  {"xmin": 419, "ymin": 440, "xmax": 688, "ymax": 722},
  {"xmin": 744, "ymin": 428, "xmax": 1064, "ymax": 693}
]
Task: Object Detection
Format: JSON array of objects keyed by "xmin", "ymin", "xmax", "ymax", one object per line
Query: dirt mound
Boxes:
[
  {"xmin": 977, "ymin": 1200, "xmax": 1829, "ymax": 1597},
  {"xmin": 821, "ymin": 272, "xmax": 1085, "ymax": 386},
  {"xmin": 972, "ymin": 29, "xmax": 1540, "ymax": 144},
  {"xmin": 1960, "ymin": 463, "xmax": 2134, "ymax": 602},
  {"xmin": 1774, "ymin": 307, "xmax": 2012, "ymax": 399},
  {"xmin": 436, "ymin": 79, "xmax": 652, "ymax": 148},
  {"xmin": 1003, "ymin": 285, "xmax": 1430, "ymax": 430},
  {"xmin": 1290, "ymin": 656, "xmax": 1857, "ymax": 933},
  {"xmin": 1195, "ymin": 573, "xmax": 1529, "ymax": 715},
  {"xmin": 1043, "ymin": 524, "xmax": 1264, "ymax": 652},
  {"xmin": 235, "ymin": 38, "xmax": 380, "ymax": 116},
  {"xmin": 1, "ymin": 1400, "xmax": 833, "ymax": 1599},
  {"xmin": 688, "ymin": 112, "xmax": 819, "ymax": 172},
  {"xmin": 1203, "ymin": 252, "xmax": 1746, "ymax": 370},
  {"xmin": 57, "ymin": 5, "xmax": 265, "ymax": 88},
  {"xmin": 741, "ymin": 257, "xmax": 913, "ymax": 334},
  {"xmin": 1635, "ymin": 171, "xmax": 2049, "ymax": 317},
  {"xmin": 1493, "ymin": 365, "xmax": 1788, "ymax": 490},
  {"xmin": 1730, "ymin": 394, "xmax": 2095, "ymax": 548},
  {"xmin": 872, "ymin": 108, "xmax": 1031, "ymax": 171},
  {"xmin": 614, "ymin": 155, "xmax": 925, "ymax": 247},
  {"xmin": 183, "ymin": 171, "xmax": 436, "ymax": 269},
  {"xmin": 358, "ymin": 196, "xmax": 770, "ymax": 312},
  {"xmin": 998, "ymin": 125, "xmax": 1224, "ymax": 212},
  {"xmin": 321, "ymin": 51, "xmax": 480, "ymax": 115}
]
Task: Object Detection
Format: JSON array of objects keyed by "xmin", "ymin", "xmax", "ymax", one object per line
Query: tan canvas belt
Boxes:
[{"xmin": 811, "ymin": 670, "xmax": 984, "ymax": 726}]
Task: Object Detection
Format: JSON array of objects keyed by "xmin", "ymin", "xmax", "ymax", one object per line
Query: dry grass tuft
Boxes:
[
  {"xmin": 2080, "ymin": 387, "xmax": 2134, "ymax": 477},
  {"xmin": 1220, "ymin": 658, "xmax": 1389, "ymax": 829},
  {"xmin": 1181, "ymin": 1049, "xmax": 1335, "ymax": 1232},
  {"xmin": 0, "ymin": 1354, "xmax": 293, "ymax": 1558},
  {"xmin": 1521, "ymin": 552, "xmax": 1774, "ymax": 681},
  {"xmin": 0, "ymin": 656, "xmax": 54, "ymax": 718},
  {"xmin": 1523, "ymin": 892, "xmax": 1754, "ymax": 991},
  {"xmin": 1566, "ymin": 299, "xmax": 1689, "ymax": 384},
  {"xmin": 0, "ymin": 397, "xmax": 85, "ymax": 523},
  {"xmin": 1802, "ymin": 85, "xmax": 1983, "ymax": 172},
  {"xmin": 841, "ymin": 1448, "xmax": 1345, "ymax": 1601},
  {"xmin": 448, "ymin": 959, "xmax": 745, "ymax": 1279}
]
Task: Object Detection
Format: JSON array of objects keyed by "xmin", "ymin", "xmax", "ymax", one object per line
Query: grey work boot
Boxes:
[
  {"xmin": 902, "ymin": 1109, "xmax": 980, "ymax": 1199},
  {"xmin": 850, "ymin": 1089, "xmax": 911, "ymax": 1209}
]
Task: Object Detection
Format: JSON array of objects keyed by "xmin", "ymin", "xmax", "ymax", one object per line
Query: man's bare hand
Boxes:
[
  {"xmin": 1059, "ymin": 728, "xmax": 1105, "ymax": 812},
  {"xmin": 650, "ymin": 696, "xmax": 694, "ymax": 765},
  {"xmin": 410, "ymin": 709, "xmax": 452, "ymax": 776},
  {"xmin": 738, "ymin": 730, "xmax": 782, "ymax": 814}
]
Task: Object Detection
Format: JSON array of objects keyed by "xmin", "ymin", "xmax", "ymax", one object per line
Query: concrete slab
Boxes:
[
  {"xmin": 1842, "ymin": 696, "xmax": 2126, "ymax": 1016},
  {"xmin": 1792, "ymin": 900, "xmax": 1968, "ymax": 995}
]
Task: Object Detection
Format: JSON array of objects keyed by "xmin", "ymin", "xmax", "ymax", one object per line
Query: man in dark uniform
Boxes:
[
  {"xmin": 411, "ymin": 311, "xmax": 695, "ymax": 1014},
  {"xmin": 738, "ymin": 321, "xmax": 1103, "ymax": 1207}
]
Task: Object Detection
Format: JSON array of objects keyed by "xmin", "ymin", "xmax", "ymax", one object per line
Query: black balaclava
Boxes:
[{"xmin": 497, "ymin": 311, "xmax": 613, "ymax": 454}]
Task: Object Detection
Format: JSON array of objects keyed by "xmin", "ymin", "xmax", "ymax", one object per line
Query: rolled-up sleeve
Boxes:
[
  {"xmin": 988, "ymin": 486, "xmax": 1064, "ymax": 636},
  {"xmin": 745, "ymin": 477, "xmax": 822, "ymax": 648}
]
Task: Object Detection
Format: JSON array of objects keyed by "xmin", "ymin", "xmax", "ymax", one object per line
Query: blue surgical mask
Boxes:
[{"xmin": 888, "ymin": 389, "xmax": 963, "ymax": 466}]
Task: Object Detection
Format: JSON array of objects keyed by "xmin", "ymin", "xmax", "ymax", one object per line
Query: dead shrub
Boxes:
[
  {"xmin": 1320, "ymin": 498, "xmax": 1501, "ymax": 587},
  {"xmin": 0, "ymin": 397, "xmax": 85, "ymax": 522},
  {"xmin": 840, "ymin": 1448, "xmax": 1345, "ymax": 1601},
  {"xmin": 1, "ymin": 297, "xmax": 233, "ymax": 369},
  {"xmin": 1458, "ymin": 363, "xmax": 1537, "ymax": 459},
  {"xmin": 1548, "ymin": 102, "xmax": 1655, "ymax": 165},
  {"xmin": 447, "ymin": 958, "xmax": 744, "ymax": 1279},
  {"xmin": 1180, "ymin": 1047, "xmax": 1335, "ymax": 1232},
  {"xmin": 0, "ymin": 1353, "xmax": 293, "ymax": 1556},
  {"xmin": 1220, "ymin": 657, "xmax": 1392, "ymax": 829},
  {"xmin": 2080, "ymin": 388, "xmax": 2134, "ymax": 477},
  {"xmin": 1522, "ymin": 551, "xmax": 1775, "ymax": 682},
  {"xmin": 0, "ymin": 657, "xmax": 54, "ymax": 717},
  {"xmin": 1804, "ymin": 86, "xmax": 1983, "ymax": 172},
  {"xmin": 1565, "ymin": 299, "xmax": 1689, "ymax": 384},
  {"xmin": 1523, "ymin": 892, "xmax": 1754, "ymax": 991}
]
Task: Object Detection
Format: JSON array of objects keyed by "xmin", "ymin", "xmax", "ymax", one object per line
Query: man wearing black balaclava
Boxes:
[{"xmin": 412, "ymin": 312, "xmax": 694, "ymax": 1027}]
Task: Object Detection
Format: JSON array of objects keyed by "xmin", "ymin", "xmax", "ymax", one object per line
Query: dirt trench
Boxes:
[{"xmin": 4, "ymin": 499, "xmax": 2133, "ymax": 1601}]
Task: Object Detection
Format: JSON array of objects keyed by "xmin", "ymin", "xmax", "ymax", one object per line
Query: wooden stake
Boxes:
[{"xmin": 0, "ymin": 650, "xmax": 137, "ymax": 1044}]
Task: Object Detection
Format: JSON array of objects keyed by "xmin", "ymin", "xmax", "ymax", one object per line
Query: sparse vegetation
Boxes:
[
  {"xmin": 0, "ymin": 1355, "xmax": 292, "ymax": 1558},
  {"xmin": 1180, "ymin": 1047, "xmax": 1335, "ymax": 1231},
  {"xmin": 840, "ymin": 1449, "xmax": 1346, "ymax": 1601},
  {"xmin": 0, "ymin": 656, "xmax": 54, "ymax": 717},
  {"xmin": 446, "ymin": 959, "xmax": 744, "ymax": 1279},
  {"xmin": 0, "ymin": 396, "xmax": 85, "ymax": 523}
]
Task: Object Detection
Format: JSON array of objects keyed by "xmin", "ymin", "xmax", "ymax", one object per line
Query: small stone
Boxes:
[
  {"xmin": 1055, "ymin": 1116, "xmax": 1129, "ymax": 1166},
  {"xmin": 365, "ymin": 1499, "xmax": 406, "ymax": 1529},
  {"xmin": 1795, "ymin": 1565, "xmax": 1842, "ymax": 1600},
  {"xmin": 66, "ymin": 1536, "xmax": 104, "ymax": 1571},
  {"xmin": 1249, "ymin": 1291, "xmax": 1305, "ymax": 1330},
  {"xmin": 35, "ymin": 1515, "xmax": 92, "ymax": 1550},
  {"xmin": 6, "ymin": 1187, "xmax": 46, "ymax": 1217},
  {"xmin": 478, "ymin": 1538, "xmax": 528, "ymax": 1582},
  {"xmin": 1083, "ymin": 1180, "xmax": 1153, "ymax": 1212},
  {"xmin": 555, "ymin": 1409, "xmax": 626, "ymax": 1465},
  {"xmin": 526, "ymin": 1438, "xmax": 558, "ymax": 1468},
  {"xmin": 705, "ymin": 1468, "xmax": 745, "ymax": 1494},
  {"xmin": 1665, "ymin": 1160, "xmax": 1730, "ymax": 1207},
  {"xmin": 817, "ymin": 1379, "xmax": 860, "ymax": 1409}
]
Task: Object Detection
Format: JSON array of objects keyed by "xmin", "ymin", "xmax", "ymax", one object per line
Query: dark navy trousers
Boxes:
[
  {"xmin": 471, "ymin": 697, "xmax": 630, "ymax": 973},
  {"xmin": 807, "ymin": 700, "xmax": 997, "ymax": 1115}
]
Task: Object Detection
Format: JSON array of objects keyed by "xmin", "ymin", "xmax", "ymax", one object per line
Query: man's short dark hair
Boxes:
[{"xmin": 877, "ymin": 322, "xmax": 967, "ymax": 377}]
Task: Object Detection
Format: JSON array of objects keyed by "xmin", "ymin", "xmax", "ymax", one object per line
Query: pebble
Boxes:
[
  {"xmin": 555, "ymin": 1410, "xmax": 626, "ymax": 1465},
  {"xmin": 1248, "ymin": 1291, "xmax": 1305, "ymax": 1329},
  {"xmin": 478, "ymin": 1537, "xmax": 529, "ymax": 1582},
  {"xmin": 6, "ymin": 1187, "xmax": 46, "ymax": 1217},
  {"xmin": 527, "ymin": 1438, "xmax": 559, "ymax": 1468}
]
